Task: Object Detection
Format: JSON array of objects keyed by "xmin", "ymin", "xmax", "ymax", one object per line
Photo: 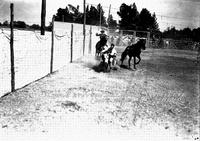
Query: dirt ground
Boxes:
[{"xmin": 0, "ymin": 48, "xmax": 199, "ymax": 141}]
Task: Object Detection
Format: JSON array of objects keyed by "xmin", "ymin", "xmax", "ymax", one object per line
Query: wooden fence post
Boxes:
[
  {"xmin": 10, "ymin": 3, "xmax": 15, "ymax": 92},
  {"xmin": 50, "ymin": 15, "xmax": 55, "ymax": 73},
  {"xmin": 41, "ymin": 0, "xmax": 46, "ymax": 35},
  {"xmin": 89, "ymin": 26, "xmax": 92, "ymax": 54},
  {"xmin": 70, "ymin": 24, "xmax": 73, "ymax": 63},
  {"xmin": 83, "ymin": 0, "xmax": 86, "ymax": 56}
]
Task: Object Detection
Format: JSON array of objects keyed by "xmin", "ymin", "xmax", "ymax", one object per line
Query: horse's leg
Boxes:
[
  {"xmin": 121, "ymin": 50, "xmax": 128, "ymax": 66},
  {"xmin": 136, "ymin": 55, "xmax": 141, "ymax": 64},
  {"xmin": 121, "ymin": 59, "xmax": 123, "ymax": 66},
  {"xmin": 120, "ymin": 55, "xmax": 123, "ymax": 65},
  {"xmin": 133, "ymin": 57, "xmax": 136, "ymax": 69},
  {"xmin": 128, "ymin": 56, "xmax": 132, "ymax": 69},
  {"xmin": 120, "ymin": 56, "xmax": 124, "ymax": 66}
]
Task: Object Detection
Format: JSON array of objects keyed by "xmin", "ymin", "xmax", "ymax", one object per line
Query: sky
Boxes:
[{"xmin": 0, "ymin": 0, "xmax": 200, "ymax": 31}]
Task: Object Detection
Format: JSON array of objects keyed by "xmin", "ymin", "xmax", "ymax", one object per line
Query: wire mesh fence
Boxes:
[
  {"xmin": 0, "ymin": 28, "xmax": 11, "ymax": 95},
  {"xmin": 0, "ymin": 21, "xmax": 101, "ymax": 97},
  {"xmin": 0, "ymin": 28, "xmax": 52, "ymax": 95},
  {"xmin": 14, "ymin": 30, "xmax": 51, "ymax": 90},
  {"xmin": 107, "ymin": 29, "xmax": 150, "ymax": 47}
]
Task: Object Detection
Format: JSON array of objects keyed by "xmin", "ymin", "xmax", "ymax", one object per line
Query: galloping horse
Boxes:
[{"xmin": 120, "ymin": 38, "xmax": 146, "ymax": 69}]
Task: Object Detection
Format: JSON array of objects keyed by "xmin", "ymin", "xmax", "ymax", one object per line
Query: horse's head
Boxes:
[{"xmin": 138, "ymin": 38, "xmax": 146, "ymax": 50}]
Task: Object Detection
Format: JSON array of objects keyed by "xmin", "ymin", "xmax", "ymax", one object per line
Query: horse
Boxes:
[
  {"xmin": 95, "ymin": 41, "xmax": 103, "ymax": 57},
  {"xmin": 120, "ymin": 38, "xmax": 146, "ymax": 69}
]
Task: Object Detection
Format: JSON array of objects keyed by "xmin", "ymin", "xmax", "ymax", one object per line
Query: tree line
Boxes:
[
  {"xmin": 0, "ymin": 20, "xmax": 52, "ymax": 31},
  {"xmin": 54, "ymin": 3, "xmax": 159, "ymax": 32},
  {"xmin": 162, "ymin": 27, "xmax": 200, "ymax": 42},
  {"xmin": 55, "ymin": 4, "xmax": 109, "ymax": 27}
]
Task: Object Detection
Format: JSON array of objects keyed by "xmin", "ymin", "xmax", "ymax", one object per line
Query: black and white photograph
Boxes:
[{"xmin": 0, "ymin": 0, "xmax": 199, "ymax": 141}]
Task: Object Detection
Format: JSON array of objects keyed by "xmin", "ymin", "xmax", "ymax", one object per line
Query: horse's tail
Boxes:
[{"xmin": 120, "ymin": 47, "xmax": 128, "ymax": 62}]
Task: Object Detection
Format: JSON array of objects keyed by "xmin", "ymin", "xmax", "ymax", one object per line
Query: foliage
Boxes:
[
  {"xmin": 54, "ymin": 4, "xmax": 107, "ymax": 26},
  {"xmin": 107, "ymin": 14, "xmax": 117, "ymax": 28},
  {"xmin": 86, "ymin": 4, "xmax": 106, "ymax": 26},
  {"xmin": 117, "ymin": 3, "xmax": 159, "ymax": 32},
  {"xmin": 13, "ymin": 21, "xmax": 26, "ymax": 28},
  {"xmin": 29, "ymin": 24, "xmax": 40, "ymax": 30},
  {"xmin": 2, "ymin": 21, "xmax": 9, "ymax": 26},
  {"xmin": 192, "ymin": 28, "xmax": 200, "ymax": 42},
  {"xmin": 0, "ymin": 20, "xmax": 52, "ymax": 31},
  {"xmin": 163, "ymin": 26, "xmax": 200, "ymax": 42},
  {"xmin": 117, "ymin": 3, "xmax": 139, "ymax": 30},
  {"xmin": 139, "ymin": 9, "xmax": 159, "ymax": 31}
]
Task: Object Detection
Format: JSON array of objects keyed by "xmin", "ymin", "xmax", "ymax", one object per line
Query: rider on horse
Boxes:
[{"xmin": 96, "ymin": 30, "xmax": 108, "ymax": 49}]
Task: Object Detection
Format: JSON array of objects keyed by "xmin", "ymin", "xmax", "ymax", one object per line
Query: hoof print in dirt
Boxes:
[
  {"xmin": 165, "ymin": 126, "xmax": 169, "ymax": 129},
  {"xmin": 167, "ymin": 109, "xmax": 176, "ymax": 116},
  {"xmin": 2, "ymin": 125, "xmax": 8, "ymax": 128},
  {"xmin": 61, "ymin": 101, "xmax": 81, "ymax": 111},
  {"xmin": 42, "ymin": 130, "xmax": 48, "ymax": 133}
]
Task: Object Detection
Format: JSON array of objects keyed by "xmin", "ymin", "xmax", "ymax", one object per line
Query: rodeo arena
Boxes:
[{"xmin": 0, "ymin": 1, "xmax": 200, "ymax": 141}]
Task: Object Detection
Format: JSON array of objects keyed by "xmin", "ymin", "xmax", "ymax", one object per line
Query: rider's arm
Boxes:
[
  {"xmin": 101, "ymin": 46, "xmax": 109, "ymax": 54},
  {"xmin": 96, "ymin": 33, "xmax": 102, "ymax": 36}
]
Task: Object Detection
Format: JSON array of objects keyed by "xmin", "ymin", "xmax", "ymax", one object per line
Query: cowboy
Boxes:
[
  {"xmin": 96, "ymin": 30, "xmax": 108, "ymax": 48},
  {"xmin": 101, "ymin": 43, "xmax": 117, "ymax": 67}
]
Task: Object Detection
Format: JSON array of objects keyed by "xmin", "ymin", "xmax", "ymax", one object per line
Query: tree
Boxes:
[
  {"xmin": 97, "ymin": 4, "xmax": 107, "ymax": 26},
  {"xmin": 117, "ymin": 3, "xmax": 159, "ymax": 32},
  {"xmin": 192, "ymin": 28, "xmax": 200, "ymax": 42},
  {"xmin": 55, "ymin": 7, "xmax": 73, "ymax": 22},
  {"xmin": 54, "ymin": 4, "xmax": 107, "ymax": 26},
  {"xmin": 3, "ymin": 21, "xmax": 9, "ymax": 27},
  {"xmin": 68, "ymin": 4, "xmax": 83, "ymax": 23},
  {"xmin": 30, "ymin": 24, "xmax": 40, "ymax": 30},
  {"xmin": 14, "ymin": 21, "xmax": 26, "ymax": 28},
  {"xmin": 138, "ymin": 8, "xmax": 152, "ymax": 31},
  {"xmin": 87, "ymin": 5, "xmax": 99, "ymax": 25},
  {"xmin": 151, "ymin": 12, "xmax": 159, "ymax": 31},
  {"xmin": 107, "ymin": 14, "xmax": 117, "ymax": 28},
  {"xmin": 181, "ymin": 27, "xmax": 192, "ymax": 39},
  {"xmin": 117, "ymin": 3, "xmax": 139, "ymax": 30},
  {"xmin": 138, "ymin": 9, "xmax": 159, "ymax": 31}
]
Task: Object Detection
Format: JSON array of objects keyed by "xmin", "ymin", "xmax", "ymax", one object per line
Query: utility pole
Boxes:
[
  {"xmin": 41, "ymin": 0, "xmax": 46, "ymax": 35},
  {"xmin": 107, "ymin": 4, "xmax": 111, "ymax": 29},
  {"xmin": 83, "ymin": 0, "xmax": 86, "ymax": 55},
  {"xmin": 108, "ymin": 5, "xmax": 111, "ymax": 23},
  {"xmin": 100, "ymin": 7, "xmax": 102, "ymax": 28}
]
